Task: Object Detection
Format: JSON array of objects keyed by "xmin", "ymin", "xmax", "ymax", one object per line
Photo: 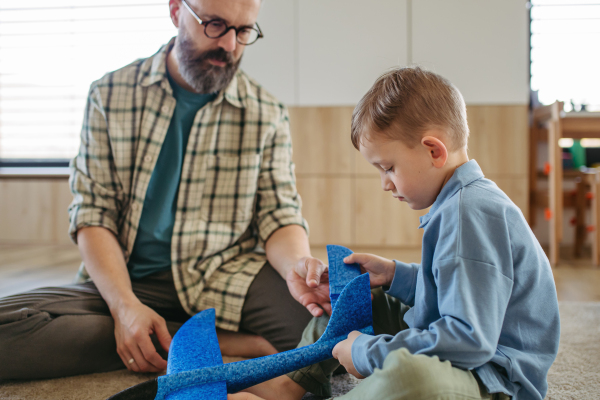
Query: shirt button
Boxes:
[
  {"xmin": 161, "ymin": 105, "xmax": 169, "ymax": 113},
  {"xmin": 131, "ymin": 203, "xmax": 138, "ymax": 211},
  {"xmin": 144, "ymin": 155, "xmax": 152, "ymax": 163}
]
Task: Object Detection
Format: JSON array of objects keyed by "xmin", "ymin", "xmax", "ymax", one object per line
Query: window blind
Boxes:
[
  {"xmin": 530, "ymin": 0, "xmax": 600, "ymax": 111},
  {"xmin": 0, "ymin": 1, "xmax": 177, "ymax": 161}
]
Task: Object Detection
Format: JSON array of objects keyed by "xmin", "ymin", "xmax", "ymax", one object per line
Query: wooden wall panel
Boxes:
[
  {"xmin": 296, "ymin": 177, "xmax": 353, "ymax": 246},
  {"xmin": 488, "ymin": 175, "xmax": 528, "ymax": 218},
  {"xmin": 354, "ymin": 177, "xmax": 426, "ymax": 247},
  {"xmin": 289, "ymin": 107, "xmax": 354, "ymax": 175},
  {"xmin": 291, "ymin": 104, "xmax": 528, "ymax": 249},
  {"xmin": 0, "ymin": 179, "xmax": 72, "ymax": 245},
  {"xmin": 466, "ymin": 105, "xmax": 528, "ymax": 176},
  {"xmin": 0, "ymin": 105, "xmax": 528, "ymax": 248}
]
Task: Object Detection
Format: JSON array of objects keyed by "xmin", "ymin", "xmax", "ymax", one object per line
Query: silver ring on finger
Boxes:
[{"xmin": 128, "ymin": 358, "xmax": 135, "ymax": 365}]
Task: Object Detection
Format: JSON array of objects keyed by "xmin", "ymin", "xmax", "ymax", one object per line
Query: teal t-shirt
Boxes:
[{"xmin": 127, "ymin": 73, "xmax": 216, "ymax": 280}]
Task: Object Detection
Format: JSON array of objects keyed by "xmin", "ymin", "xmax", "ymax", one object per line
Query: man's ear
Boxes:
[
  {"xmin": 169, "ymin": 0, "xmax": 181, "ymax": 28},
  {"xmin": 421, "ymin": 136, "xmax": 448, "ymax": 168}
]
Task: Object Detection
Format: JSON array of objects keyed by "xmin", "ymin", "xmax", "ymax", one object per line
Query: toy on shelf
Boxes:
[{"xmin": 107, "ymin": 245, "xmax": 374, "ymax": 400}]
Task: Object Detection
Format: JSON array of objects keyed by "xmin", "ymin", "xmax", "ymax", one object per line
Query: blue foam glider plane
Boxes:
[{"xmin": 107, "ymin": 245, "xmax": 373, "ymax": 400}]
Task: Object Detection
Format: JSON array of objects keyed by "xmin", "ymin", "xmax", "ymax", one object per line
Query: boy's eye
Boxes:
[{"xmin": 384, "ymin": 167, "xmax": 393, "ymax": 173}]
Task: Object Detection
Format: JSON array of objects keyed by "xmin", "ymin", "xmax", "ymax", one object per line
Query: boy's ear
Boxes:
[{"xmin": 421, "ymin": 136, "xmax": 448, "ymax": 168}]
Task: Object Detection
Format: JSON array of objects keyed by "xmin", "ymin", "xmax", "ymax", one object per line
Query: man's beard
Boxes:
[{"xmin": 175, "ymin": 31, "xmax": 242, "ymax": 94}]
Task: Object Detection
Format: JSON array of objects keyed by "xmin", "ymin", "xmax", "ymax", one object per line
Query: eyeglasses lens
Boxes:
[{"xmin": 205, "ymin": 21, "xmax": 259, "ymax": 45}]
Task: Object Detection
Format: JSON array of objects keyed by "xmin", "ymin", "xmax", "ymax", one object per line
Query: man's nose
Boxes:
[{"xmin": 217, "ymin": 29, "xmax": 237, "ymax": 53}]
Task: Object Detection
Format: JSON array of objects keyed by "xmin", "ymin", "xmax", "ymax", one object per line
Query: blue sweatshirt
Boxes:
[{"xmin": 351, "ymin": 160, "xmax": 560, "ymax": 400}]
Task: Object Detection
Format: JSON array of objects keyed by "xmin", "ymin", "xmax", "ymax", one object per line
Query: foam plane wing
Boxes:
[{"xmin": 107, "ymin": 245, "xmax": 373, "ymax": 400}]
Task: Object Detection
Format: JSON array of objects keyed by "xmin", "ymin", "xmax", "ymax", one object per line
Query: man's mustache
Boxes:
[{"xmin": 195, "ymin": 48, "xmax": 234, "ymax": 65}]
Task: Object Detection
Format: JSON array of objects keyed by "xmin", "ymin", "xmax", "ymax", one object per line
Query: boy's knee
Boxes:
[
  {"xmin": 362, "ymin": 348, "xmax": 478, "ymax": 400},
  {"xmin": 381, "ymin": 347, "xmax": 441, "ymax": 384}
]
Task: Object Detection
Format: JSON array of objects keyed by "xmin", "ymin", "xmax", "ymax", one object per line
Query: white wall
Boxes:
[
  {"xmin": 241, "ymin": 0, "xmax": 530, "ymax": 106},
  {"xmin": 411, "ymin": 0, "xmax": 530, "ymax": 105}
]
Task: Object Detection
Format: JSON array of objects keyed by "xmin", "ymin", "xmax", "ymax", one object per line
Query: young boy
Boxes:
[{"xmin": 241, "ymin": 67, "xmax": 560, "ymax": 400}]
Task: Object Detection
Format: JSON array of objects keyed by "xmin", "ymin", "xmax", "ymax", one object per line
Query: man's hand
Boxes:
[
  {"xmin": 286, "ymin": 257, "xmax": 331, "ymax": 317},
  {"xmin": 113, "ymin": 301, "xmax": 172, "ymax": 373},
  {"xmin": 344, "ymin": 253, "xmax": 396, "ymax": 288},
  {"xmin": 332, "ymin": 331, "xmax": 365, "ymax": 379}
]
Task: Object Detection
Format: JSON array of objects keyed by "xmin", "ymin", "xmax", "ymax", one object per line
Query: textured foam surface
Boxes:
[
  {"xmin": 164, "ymin": 309, "xmax": 226, "ymax": 399},
  {"xmin": 109, "ymin": 245, "xmax": 373, "ymax": 400},
  {"xmin": 327, "ymin": 245, "xmax": 361, "ymax": 310}
]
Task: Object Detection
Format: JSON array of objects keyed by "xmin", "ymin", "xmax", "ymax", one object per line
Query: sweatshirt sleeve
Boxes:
[
  {"xmin": 351, "ymin": 256, "xmax": 513, "ymax": 377},
  {"xmin": 385, "ymin": 260, "xmax": 420, "ymax": 306}
]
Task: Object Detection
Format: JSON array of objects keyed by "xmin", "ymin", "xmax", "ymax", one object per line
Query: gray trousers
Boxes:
[{"xmin": 0, "ymin": 263, "xmax": 312, "ymax": 380}]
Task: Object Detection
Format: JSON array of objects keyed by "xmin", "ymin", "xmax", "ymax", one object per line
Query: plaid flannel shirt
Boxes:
[{"xmin": 68, "ymin": 39, "xmax": 308, "ymax": 330}]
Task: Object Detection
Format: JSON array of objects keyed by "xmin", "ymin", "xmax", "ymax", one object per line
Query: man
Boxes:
[{"xmin": 0, "ymin": 0, "xmax": 329, "ymax": 379}]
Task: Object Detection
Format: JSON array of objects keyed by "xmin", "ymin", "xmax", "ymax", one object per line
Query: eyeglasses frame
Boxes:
[{"xmin": 180, "ymin": 0, "xmax": 264, "ymax": 45}]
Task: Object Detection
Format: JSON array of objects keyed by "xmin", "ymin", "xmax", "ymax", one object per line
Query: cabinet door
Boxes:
[
  {"xmin": 241, "ymin": 0, "xmax": 296, "ymax": 105},
  {"xmin": 412, "ymin": 0, "xmax": 529, "ymax": 104},
  {"xmin": 298, "ymin": 0, "xmax": 408, "ymax": 106}
]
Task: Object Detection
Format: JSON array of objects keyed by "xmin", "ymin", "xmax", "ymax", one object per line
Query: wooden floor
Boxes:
[{"xmin": 0, "ymin": 244, "xmax": 599, "ymax": 301}]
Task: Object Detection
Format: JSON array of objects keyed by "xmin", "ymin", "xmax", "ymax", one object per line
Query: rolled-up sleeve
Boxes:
[
  {"xmin": 255, "ymin": 107, "xmax": 308, "ymax": 245},
  {"xmin": 68, "ymin": 82, "xmax": 123, "ymax": 243}
]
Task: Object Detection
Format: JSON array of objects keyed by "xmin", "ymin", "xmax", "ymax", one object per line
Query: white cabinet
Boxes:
[
  {"xmin": 240, "ymin": 0, "xmax": 296, "ymax": 104},
  {"xmin": 411, "ymin": 0, "xmax": 529, "ymax": 104},
  {"xmin": 242, "ymin": 0, "xmax": 529, "ymax": 106},
  {"xmin": 298, "ymin": 0, "xmax": 408, "ymax": 106}
]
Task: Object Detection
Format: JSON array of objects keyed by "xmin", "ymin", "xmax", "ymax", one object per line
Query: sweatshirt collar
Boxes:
[{"xmin": 419, "ymin": 159, "xmax": 484, "ymax": 228}]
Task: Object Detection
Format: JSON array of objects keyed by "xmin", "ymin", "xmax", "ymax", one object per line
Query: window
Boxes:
[
  {"xmin": 0, "ymin": 1, "xmax": 177, "ymax": 163},
  {"xmin": 530, "ymin": 0, "xmax": 600, "ymax": 111}
]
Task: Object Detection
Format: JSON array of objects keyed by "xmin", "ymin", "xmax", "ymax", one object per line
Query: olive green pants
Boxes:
[{"xmin": 288, "ymin": 289, "xmax": 511, "ymax": 400}]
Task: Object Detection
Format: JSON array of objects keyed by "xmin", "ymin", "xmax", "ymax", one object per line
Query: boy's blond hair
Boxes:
[{"xmin": 351, "ymin": 66, "xmax": 469, "ymax": 151}]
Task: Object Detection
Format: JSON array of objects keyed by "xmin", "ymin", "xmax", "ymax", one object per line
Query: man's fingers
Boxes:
[
  {"xmin": 138, "ymin": 334, "xmax": 168, "ymax": 371},
  {"xmin": 118, "ymin": 349, "xmax": 137, "ymax": 372},
  {"xmin": 304, "ymin": 259, "xmax": 326, "ymax": 287},
  {"xmin": 123, "ymin": 346, "xmax": 144, "ymax": 372},
  {"xmin": 306, "ymin": 303, "xmax": 323, "ymax": 317},
  {"xmin": 154, "ymin": 319, "xmax": 172, "ymax": 353}
]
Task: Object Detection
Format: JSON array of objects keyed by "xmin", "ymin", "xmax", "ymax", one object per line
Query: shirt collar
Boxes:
[
  {"xmin": 140, "ymin": 36, "xmax": 244, "ymax": 109},
  {"xmin": 418, "ymin": 159, "xmax": 484, "ymax": 228}
]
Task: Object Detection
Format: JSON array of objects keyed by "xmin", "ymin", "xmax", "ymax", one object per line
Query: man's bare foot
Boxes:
[
  {"xmin": 243, "ymin": 375, "xmax": 306, "ymax": 400},
  {"xmin": 217, "ymin": 329, "xmax": 278, "ymax": 358},
  {"xmin": 228, "ymin": 393, "xmax": 266, "ymax": 400}
]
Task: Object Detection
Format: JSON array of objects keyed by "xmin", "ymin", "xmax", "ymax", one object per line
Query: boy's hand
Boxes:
[
  {"xmin": 344, "ymin": 253, "xmax": 396, "ymax": 288},
  {"xmin": 332, "ymin": 331, "xmax": 365, "ymax": 379}
]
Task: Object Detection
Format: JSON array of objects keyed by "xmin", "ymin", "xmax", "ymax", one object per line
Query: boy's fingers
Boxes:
[
  {"xmin": 332, "ymin": 343, "xmax": 340, "ymax": 359},
  {"xmin": 343, "ymin": 254, "xmax": 356, "ymax": 264},
  {"xmin": 344, "ymin": 253, "xmax": 371, "ymax": 265}
]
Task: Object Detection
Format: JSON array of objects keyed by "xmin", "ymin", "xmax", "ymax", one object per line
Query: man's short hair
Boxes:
[{"xmin": 351, "ymin": 66, "xmax": 469, "ymax": 151}]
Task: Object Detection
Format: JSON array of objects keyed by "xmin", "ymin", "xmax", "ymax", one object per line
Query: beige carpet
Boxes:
[{"xmin": 1, "ymin": 302, "xmax": 598, "ymax": 400}]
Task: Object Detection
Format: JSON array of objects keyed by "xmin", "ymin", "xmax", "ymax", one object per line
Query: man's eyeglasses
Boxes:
[{"xmin": 180, "ymin": 0, "xmax": 264, "ymax": 45}]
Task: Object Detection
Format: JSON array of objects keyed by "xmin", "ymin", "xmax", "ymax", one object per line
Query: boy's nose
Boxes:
[{"xmin": 380, "ymin": 175, "xmax": 395, "ymax": 191}]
